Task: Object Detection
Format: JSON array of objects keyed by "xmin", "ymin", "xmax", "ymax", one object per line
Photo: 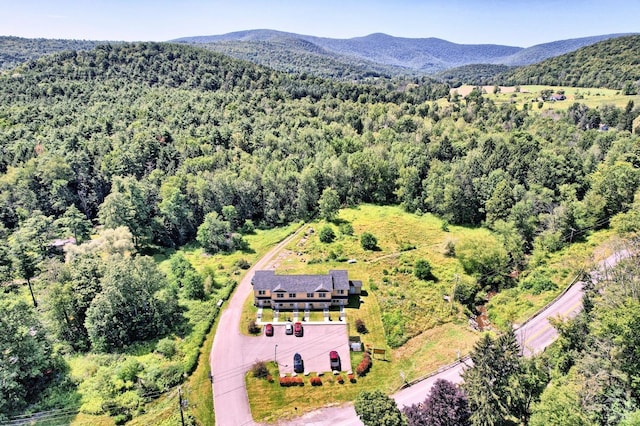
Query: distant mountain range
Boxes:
[
  {"xmin": 173, "ymin": 30, "xmax": 635, "ymax": 76},
  {"xmin": 0, "ymin": 31, "xmax": 635, "ymax": 83}
]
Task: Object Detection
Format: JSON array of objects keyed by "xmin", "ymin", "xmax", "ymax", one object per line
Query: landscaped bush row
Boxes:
[
  {"xmin": 279, "ymin": 376, "xmax": 304, "ymax": 387},
  {"xmin": 356, "ymin": 352, "xmax": 372, "ymax": 377},
  {"xmin": 274, "ymin": 374, "xmax": 356, "ymax": 386}
]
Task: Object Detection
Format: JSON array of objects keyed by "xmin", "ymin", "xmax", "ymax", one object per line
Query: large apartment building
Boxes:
[{"xmin": 251, "ymin": 270, "xmax": 361, "ymax": 310}]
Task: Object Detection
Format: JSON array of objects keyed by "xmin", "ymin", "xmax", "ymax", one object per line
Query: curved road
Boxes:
[
  {"xmin": 212, "ymin": 234, "xmax": 630, "ymax": 425},
  {"xmin": 211, "ymin": 227, "xmax": 305, "ymax": 426}
]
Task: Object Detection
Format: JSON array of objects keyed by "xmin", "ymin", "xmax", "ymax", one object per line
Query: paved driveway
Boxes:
[{"xmin": 257, "ymin": 323, "xmax": 351, "ymax": 375}]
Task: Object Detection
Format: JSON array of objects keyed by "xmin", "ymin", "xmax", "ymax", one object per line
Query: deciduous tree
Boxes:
[{"xmin": 355, "ymin": 390, "xmax": 406, "ymax": 426}]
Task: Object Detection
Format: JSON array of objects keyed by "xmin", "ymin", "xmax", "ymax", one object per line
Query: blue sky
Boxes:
[{"xmin": 1, "ymin": 0, "xmax": 638, "ymax": 47}]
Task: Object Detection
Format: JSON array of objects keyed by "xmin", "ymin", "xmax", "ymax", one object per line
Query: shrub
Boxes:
[
  {"xmin": 360, "ymin": 232, "xmax": 378, "ymax": 250},
  {"xmin": 319, "ymin": 225, "xmax": 336, "ymax": 243},
  {"xmin": 310, "ymin": 376, "xmax": 322, "ymax": 386},
  {"xmin": 251, "ymin": 361, "xmax": 269, "ymax": 379},
  {"xmin": 356, "ymin": 353, "xmax": 372, "ymax": 377},
  {"xmin": 279, "ymin": 376, "xmax": 304, "ymax": 387},
  {"xmin": 444, "ymin": 240, "xmax": 456, "ymax": 257},
  {"xmin": 355, "ymin": 318, "xmax": 368, "ymax": 334},
  {"xmin": 348, "ymin": 373, "xmax": 357, "ymax": 383},
  {"xmin": 240, "ymin": 219, "xmax": 255, "ymax": 234},
  {"xmin": 155, "ymin": 337, "xmax": 176, "ymax": 358},
  {"xmin": 337, "ymin": 375, "xmax": 344, "ymax": 384},
  {"xmin": 267, "ymin": 374, "xmax": 274, "ymax": 383},
  {"xmin": 520, "ymin": 272, "xmax": 558, "ymax": 295},
  {"xmin": 339, "ymin": 222, "xmax": 354, "ymax": 236},
  {"xmin": 234, "ymin": 258, "xmax": 251, "ymax": 269},
  {"xmin": 414, "ymin": 259, "xmax": 434, "ymax": 281},
  {"xmin": 247, "ymin": 320, "xmax": 260, "ymax": 334}
]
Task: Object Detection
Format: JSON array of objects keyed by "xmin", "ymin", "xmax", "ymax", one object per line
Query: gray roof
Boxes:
[{"xmin": 252, "ymin": 270, "xmax": 350, "ymax": 293}]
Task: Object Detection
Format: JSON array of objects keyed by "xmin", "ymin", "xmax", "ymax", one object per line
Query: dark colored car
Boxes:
[
  {"xmin": 329, "ymin": 350, "xmax": 341, "ymax": 371},
  {"xmin": 264, "ymin": 323, "xmax": 273, "ymax": 336},
  {"xmin": 293, "ymin": 353, "xmax": 304, "ymax": 373},
  {"xmin": 294, "ymin": 322, "xmax": 303, "ymax": 337}
]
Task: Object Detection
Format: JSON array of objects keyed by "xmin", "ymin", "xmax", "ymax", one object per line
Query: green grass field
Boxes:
[
  {"xmin": 453, "ymin": 84, "xmax": 640, "ymax": 111},
  {"xmin": 244, "ymin": 204, "xmax": 622, "ymax": 422},
  {"xmin": 65, "ymin": 205, "xmax": 619, "ymax": 425}
]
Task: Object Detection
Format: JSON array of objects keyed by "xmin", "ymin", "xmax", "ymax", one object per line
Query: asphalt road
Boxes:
[
  {"xmin": 211, "ymin": 228, "xmax": 305, "ymax": 426},
  {"xmin": 212, "ymin": 233, "xmax": 630, "ymax": 426}
]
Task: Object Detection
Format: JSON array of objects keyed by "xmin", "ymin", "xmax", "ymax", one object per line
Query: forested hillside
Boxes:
[
  {"xmin": 175, "ymin": 30, "xmax": 632, "ymax": 77},
  {"xmin": 0, "ymin": 36, "xmax": 102, "ymax": 70},
  {"xmin": 497, "ymin": 33, "xmax": 634, "ymax": 66},
  {"xmin": 495, "ymin": 34, "xmax": 640, "ymax": 90},
  {"xmin": 435, "ymin": 64, "xmax": 512, "ymax": 87},
  {"xmin": 188, "ymin": 39, "xmax": 410, "ymax": 79},
  {"xmin": 2, "ymin": 41, "xmax": 640, "ymax": 423}
]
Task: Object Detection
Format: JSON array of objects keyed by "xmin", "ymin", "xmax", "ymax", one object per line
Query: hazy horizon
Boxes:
[{"xmin": 1, "ymin": 0, "xmax": 639, "ymax": 48}]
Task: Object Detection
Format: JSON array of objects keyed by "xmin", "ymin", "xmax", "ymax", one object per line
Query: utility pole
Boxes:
[
  {"xmin": 178, "ymin": 387, "xmax": 185, "ymax": 426},
  {"xmin": 274, "ymin": 344, "xmax": 278, "ymax": 366}
]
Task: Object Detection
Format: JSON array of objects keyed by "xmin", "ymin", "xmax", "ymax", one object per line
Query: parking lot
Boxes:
[{"xmin": 259, "ymin": 322, "xmax": 352, "ymax": 375}]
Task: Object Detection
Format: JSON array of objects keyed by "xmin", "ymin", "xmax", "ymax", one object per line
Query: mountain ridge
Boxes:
[{"xmin": 172, "ymin": 29, "xmax": 635, "ymax": 74}]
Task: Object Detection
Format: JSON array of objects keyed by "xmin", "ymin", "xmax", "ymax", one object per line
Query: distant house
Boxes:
[
  {"xmin": 49, "ymin": 237, "xmax": 76, "ymax": 253},
  {"xmin": 549, "ymin": 93, "xmax": 566, "ymax": 101},
  {"xmin": 251, "ymin": 270, "xmax": 362, "ymax": 310}
]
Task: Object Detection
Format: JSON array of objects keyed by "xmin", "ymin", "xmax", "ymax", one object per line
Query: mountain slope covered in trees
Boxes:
[
  {"xmin": 174, "ymin": 30, "xmax": 632, "ymax": 76},
  {"xmin": 0, "ymin": 36, "xmax": 103, "ymax": 70},
  {"xmin": 2, "ymin": 41, "xmax": 640, "ymax": 423},
  {"xmin": 494, "ymin": 34, "xmax": 640, "ymax": 90}
]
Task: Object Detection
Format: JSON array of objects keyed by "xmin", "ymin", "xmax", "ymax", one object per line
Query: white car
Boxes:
[{"xmin": 285, "ymin": 323, "xmax": 293, "ymax": 335}]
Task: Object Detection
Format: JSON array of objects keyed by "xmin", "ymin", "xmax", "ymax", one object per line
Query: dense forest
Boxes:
[
  {"xmin": 495, "ymin": 35, "xmax": 640, "ymax": 91},
  {"xmin": 1, "ymin": 40, "xmax": 640, "ymax": 423},
  {"xmin": 0, "ymin": 36, "xmax": 102, "ymax": 70}
]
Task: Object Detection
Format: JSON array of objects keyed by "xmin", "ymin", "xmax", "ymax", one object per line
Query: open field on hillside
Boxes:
[
  {"xmin": 244, "ymin": 205, "xmax": 623, "ymax": 421},
  {"xmin": 452, "ymin": 84, "xmax": 640, "ymax": 111}
]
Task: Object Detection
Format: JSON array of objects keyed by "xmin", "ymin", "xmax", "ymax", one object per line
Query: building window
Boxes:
[
  {"xmin": 289, "ymin": 293, "xmax": 296, "ymax": 298},
  {"xmin": 258, "ymin": 290, "xmax": 266, "ymax": 295},
  {"xmin": 318, "ymin": 293, "xmax": 326, "ymax": 298},
  {"xmin": 307, "ymin": 293, "xmax": 314, "ymax": 298},
  {"xmin": 276, "ymin": 293, "xmax": 284, "ymax": 298},
  {"xmin": 338, "ymin": 290, "xmax": 344, "ymax": 294}
]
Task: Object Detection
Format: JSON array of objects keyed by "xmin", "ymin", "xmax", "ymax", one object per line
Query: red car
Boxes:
[
  {"xmin": 265, "ymin": 323, "xmax": 274, "ymax": 336},
  {"xmin": 330, "ymin": 350, "xmax": 341, "ymax": 371},
  {"xmin": 294, "ymin": 322, "xmax": 303, "ymax": 337}
]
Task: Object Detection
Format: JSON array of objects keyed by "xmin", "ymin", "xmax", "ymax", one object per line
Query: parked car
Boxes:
[
  {"xmin": 329, "ymin": 350, "xmax": 341, "ymax": 371},
  {"xmin": 285, "ymin": 323, "xmax": 293, "ymax": 335},
  {"xmin": 294, "ymin": 322, "xmax": 303, "ymax": 337},
  {"xmin": 264, "ymin": 323, "xmax": 273, "ymax": 337},
  {"xmin": 293, "ymin": 353, "xmax": 304, "ymax": 373}
]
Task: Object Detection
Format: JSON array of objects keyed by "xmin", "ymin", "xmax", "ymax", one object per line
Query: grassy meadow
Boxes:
[
  {"xmin": 244, "ymin": 204, "xmax": 622, "ymax": 421},
  {"xmin": 453, "ymin": 84, "xmax": 640, "ymax": 111}
]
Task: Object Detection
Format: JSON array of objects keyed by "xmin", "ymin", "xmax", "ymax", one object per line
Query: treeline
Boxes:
[
  {"xmin": 0, "ymin": 43, "xmax": 639, "ymax": 255},
  {"xmin": 1, "ymin": 41, "xmax": 640, "ymax": 419},
  {"xmin": 194, "ymin": 39, "xmax": 410, "ymax": 80},
  {"xmin": 494, "ymin": 34, "xmax": 640, "ymax": 91},
  {"xmin": 0, "ymin": 36, "xmax": 102, "ymax": 70},
  {"xmin": 435, "ymin": 63, "xmax": 511, "ymax": 87}
]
